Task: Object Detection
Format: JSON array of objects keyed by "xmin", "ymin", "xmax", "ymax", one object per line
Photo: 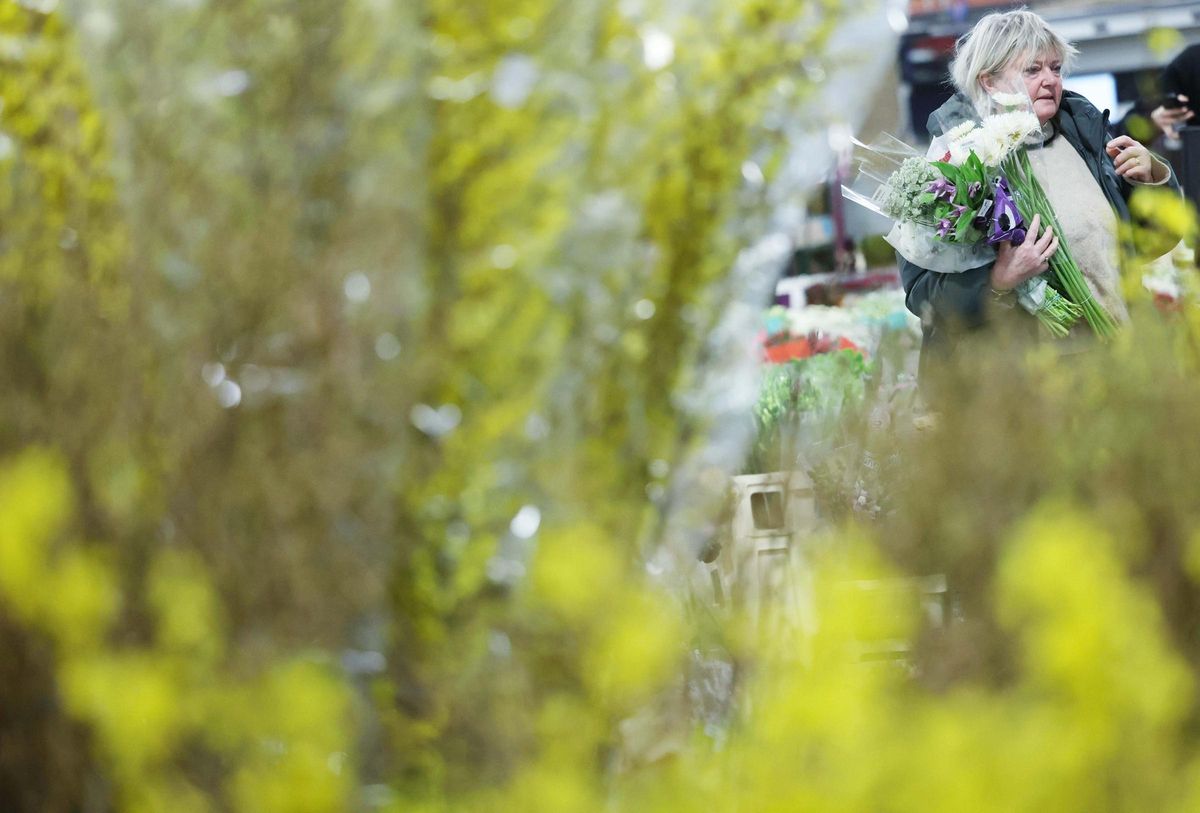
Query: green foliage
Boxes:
[
  {"xmin": 930, "ymin": 152, "xmax": 988, "ymax": 243},
  {"xmin": 0, "ymin": 0, "xmax": 846, "ymax": 807},
  {"xmin": 748, "ymin": 350, "xmax": 872, "ymax": 472},
  {"xmin": 0, "ymin": 450, "xmax": 354, "ymax": 812}
]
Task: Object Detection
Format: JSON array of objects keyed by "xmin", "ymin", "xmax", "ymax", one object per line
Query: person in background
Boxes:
[
  {"xmin": 1150, "ymin": 43, "xmax": 1200, "ymax": 139},
  {"xmin": 1117, "ymin": 43, "xmax": 1198, "ymax": 145}
]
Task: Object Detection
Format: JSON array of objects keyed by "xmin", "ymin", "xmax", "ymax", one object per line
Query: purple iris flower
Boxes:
[
  {"xmin": 985, "ymin": 176, "xmax": 1026, "ymax": 246},
  {"xmin": 933, "ymin": 205, "xmax": 971, "ymax": 242},
  {"xmin": 967, "ymin": 180, "xmax": 982, "ymax": 199},
  {"xmin": 927, "ymin": 178, "xmax": 956, "ymax": 202}
]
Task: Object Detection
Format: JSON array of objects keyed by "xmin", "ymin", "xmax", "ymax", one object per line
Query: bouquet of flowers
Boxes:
[{"xmin": 844, "ymin": 92, "xmax": 1115, "ymax": 338}]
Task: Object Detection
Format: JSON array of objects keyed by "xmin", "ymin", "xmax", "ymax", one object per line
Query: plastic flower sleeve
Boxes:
[
  {"xmin": 884, "ymin": 221, "xmax": 994, "ymax": 273},
  {"xmin": 983, "ymin": 79, "xmax": 1049, "ymax": 150}
]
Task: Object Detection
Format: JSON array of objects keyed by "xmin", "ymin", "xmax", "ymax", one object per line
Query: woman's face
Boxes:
[
  {"xmin": 1018, "ymin": 52, "xmax": 1063, "ymax": 124},
  {"xmin": 983, "ymin": 51, "xmax": 1063, "ymax": 124}
]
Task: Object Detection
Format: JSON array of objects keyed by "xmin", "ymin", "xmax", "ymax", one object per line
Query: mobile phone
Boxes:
[{"xmin": 1163, "ymin": 93, "xmax": 1188, "ymax": 110}]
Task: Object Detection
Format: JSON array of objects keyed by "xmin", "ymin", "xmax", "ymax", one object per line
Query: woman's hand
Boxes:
[
  {"xmin": 989, "ymin": 212, "xmax": 1058, "ymax": 292},
  {"xmin": 1150, "ymin": 97, "xmax": 1194, "ymax": 138},
  {"xmin": 1106, "ymin": 135, "xmax": 1169, "ymax": 183}
]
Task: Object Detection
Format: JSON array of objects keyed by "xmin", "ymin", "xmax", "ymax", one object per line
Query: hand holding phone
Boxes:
[
  {"xmin": 1163, "ymin": 93, "xmax": 1189, "ymax": 110},
  {"xmin": 1152, "ymin": 93, "xmax": 1194, "ymax": 136}
]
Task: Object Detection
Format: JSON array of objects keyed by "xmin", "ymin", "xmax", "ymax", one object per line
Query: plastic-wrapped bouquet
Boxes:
[{"xmin": 845, "ymin": 91, "xmax": 1114, "ymax": 337}]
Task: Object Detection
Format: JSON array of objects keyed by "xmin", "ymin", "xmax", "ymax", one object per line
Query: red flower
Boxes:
[{"xmin": 763, "ymin": 338, "xmax": 812, "ymax": 363}]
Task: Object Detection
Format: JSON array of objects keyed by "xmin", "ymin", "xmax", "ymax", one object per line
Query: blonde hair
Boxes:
[{"xmin": 949, "ymin": 9, "xmax": 1079, "ymax": 107}]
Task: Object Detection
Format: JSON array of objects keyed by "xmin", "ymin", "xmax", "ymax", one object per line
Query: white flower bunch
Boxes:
[
  {"xmin": 950, "ymin": 110, "xmax": 1040, "ymax": 168},
  {"xmin": 988, "ymin": 110, "xmax": 1041, "ymax": 145},
  {"xmin": 961, "ymin": 129, "xmax": 1006, "ymax": 166}
]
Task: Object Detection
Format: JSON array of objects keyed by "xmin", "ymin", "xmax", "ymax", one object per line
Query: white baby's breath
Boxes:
[{"xmin": 877, "ymin": 156, "xmax": 939, "ymax": 222}]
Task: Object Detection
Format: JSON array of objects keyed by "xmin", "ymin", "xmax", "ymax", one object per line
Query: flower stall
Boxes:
[{"xmin": 695, "ymin": 263, "xmax": 924, "ymax": 633}]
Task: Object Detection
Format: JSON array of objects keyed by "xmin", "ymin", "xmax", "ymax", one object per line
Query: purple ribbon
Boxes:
[{"xmin": 985, "ymin": 176, "xmax": 1026, "ymax": 246}]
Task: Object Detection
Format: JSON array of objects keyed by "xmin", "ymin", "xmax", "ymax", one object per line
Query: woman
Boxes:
[{"xmin": 902, "ymin": 10, "xmax": 1177, "ymax": 380}]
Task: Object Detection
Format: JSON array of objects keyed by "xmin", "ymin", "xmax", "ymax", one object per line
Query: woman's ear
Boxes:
[{"xmin": 979, "ymin": 74, "xmax": 997, "ymax": 94}]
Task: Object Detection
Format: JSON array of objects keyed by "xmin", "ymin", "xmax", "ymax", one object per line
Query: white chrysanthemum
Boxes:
[
  {"xmin": 967, "ymin": 111, "xmax": 1039, "ymax": 165},
  {"xmin": 964, "ymin": 129, "xmax": 1006, "ymax": 167},
  {"xmin": 946, "ymin": 140, "xmax": 970, "ymax": 166},
  {"xmin": 946, "ymin": 120, "xmax": 978, "ymax": 142},
  {"xmin": 991, "ymin": 91, "xmax": 1029, "ymax": 109},
  {"xmin": 992, "ymin": 110, "xmax": 1040, "ymax": 143},
  {"xmin": 978, "ymin": 139, "xmax": 1006, "ymax": 167}
]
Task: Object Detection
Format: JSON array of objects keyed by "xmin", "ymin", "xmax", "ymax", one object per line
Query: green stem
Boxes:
[
  {"xmin": 1002, "ymin": 151, "xmax": 1118, "ymax": 338},
  {"xmin": 1031, "ymin": 287, "xmax": 1083, "ymax": 336}
]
